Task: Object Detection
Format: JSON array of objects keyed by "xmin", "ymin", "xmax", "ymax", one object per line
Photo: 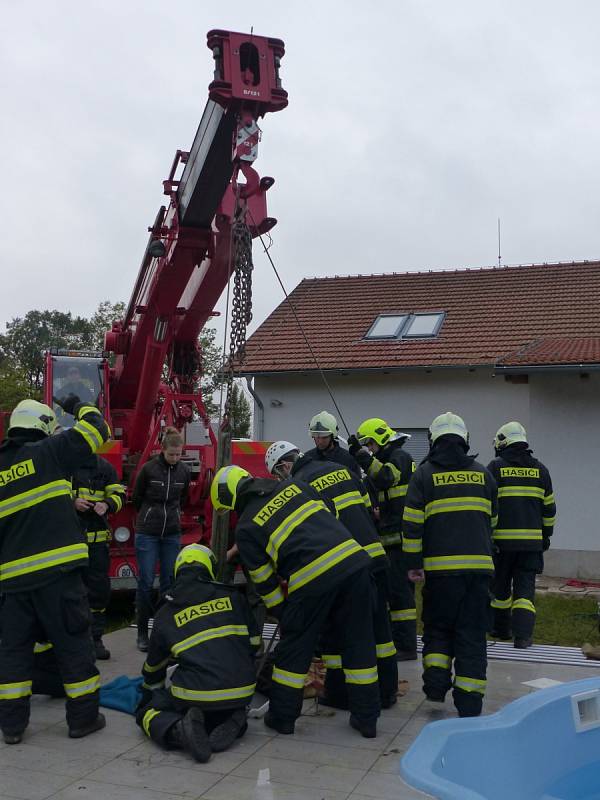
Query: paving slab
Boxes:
[{"xmin": 2, "ymin": 625, "xmax": 599, "ymax": 800}]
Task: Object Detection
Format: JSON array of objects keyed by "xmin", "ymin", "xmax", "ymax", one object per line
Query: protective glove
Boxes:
[
  {"xmin": 347, "ymin": 435, "xmax": 361, "ymax": 456},
  {"xmin": 55, "ymin": 393, "xmax": 80, "ymax": 416},
  {"xmin": 542, "ymin": 536, "xmax": 551, "ymax": 552}
]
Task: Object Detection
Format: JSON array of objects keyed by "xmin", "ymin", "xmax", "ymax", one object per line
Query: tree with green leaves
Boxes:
[
  {"xmin": 89, "ymin": 300, "xmax": 127, "ymax": 350},
  {"xmin": 0, "ymin": 362, "xmax": 37, "ymax": 411},
  {"xmin": 228, "ymin": 382, "xmax": 252, "ymax": 438}
]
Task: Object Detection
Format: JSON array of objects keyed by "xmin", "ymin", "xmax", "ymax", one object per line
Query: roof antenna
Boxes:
[{"xmin": 497, "ymin": 217, "xmax": 502, "ymax": 267}]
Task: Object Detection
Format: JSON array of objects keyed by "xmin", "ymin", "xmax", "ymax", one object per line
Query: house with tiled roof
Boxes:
[{"xmin": 241, "ymin": 260, "xmax": 600, "ymax": 578}]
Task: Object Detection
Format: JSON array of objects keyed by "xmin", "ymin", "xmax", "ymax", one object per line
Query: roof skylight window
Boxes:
[{"xmin": 364, "ymin": 312, "xmax": 445, "ymax": 340}]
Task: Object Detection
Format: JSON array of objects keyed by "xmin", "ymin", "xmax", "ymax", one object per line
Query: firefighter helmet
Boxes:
[
  {"xmin": 429, "ymin": 412, "xmax": 469, "ymax": 445},
  {"xmin": 494, "ymin": 421, "xmax": 528, "ymax": 450},
  {"xmin": 308, "ymin": 411, "xmax": 338, "ymax": 437},
  {"xmin": 174, "ymin": 544, "xmax": 216, "ymax": 578},
  {"xmin": 8, "ymin": 399, "xmax": 57, "ymax": 437},
  {"xmin": 210, "ymin": 465, "xmax": 252, "ymax": 514},
  {"xmin": 265, "ymin": 441, "xmax": 300, "ymax": 475},
  {"xmin": 356, "ymin": 418, "xmax": 394, "ymax": 447}
]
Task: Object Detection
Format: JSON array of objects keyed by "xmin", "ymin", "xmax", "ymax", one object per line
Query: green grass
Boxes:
[{"xmin": 414, "ymin": 584, "xmax": 600, "ymax": 647}]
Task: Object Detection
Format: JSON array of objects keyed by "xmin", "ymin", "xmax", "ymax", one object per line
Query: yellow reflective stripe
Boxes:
[
  {"xmin": 90, "ymin": 607, "xmax": 106, "ymax": 613},
  {"xmin": 362, "ymin": 493, "xmax": 372, "ymax": 509},
  {"xmin": 498, "ymin": 486, "xmax": 545, "ymax": 499},
  {"xmin": 425, "ymin": 497, "xmax": 491, "ymax": 518},
  {"xmin": 402, "ymin": 537, "xmax": 422, "ymax": 553},
  {"xmin": 262, "ymin": 585, "xmax": 285, "ymax": 608},
  {"xmin": 172, "ymin": 625, "xmax": 249, "ymax": 657},
  {"xmin": 0, "ymin": 479, "xmax": 72, "ymax": 519},
  {"xmin": 1, "ymin": 542, "xmax": 89, "ymax": 581},
  {"xmin": 143, "ymin": 708, "xmax": 161, "ymax": 736},
  {"xmin": 344, "ymin": 666, "xmax": 378, "ymax": 685},
  {"xmin": 334, "ymin": 491, "xmax": 364, "ymax": 511},
  {"xmin": 512, "ymin": 598, "xmax": 536, "ymax": 614},
  {"xmin": 491, "ymin": 595, "xmax": 512, "ymax": 610},
  {"xmin": 387, "ymin": 484, "xmax": 409, "ymax": 500},
  {"xmin": 74, "ymin": 418, "xmax": 103, "ymax": 452},
  {"xmin": 493, "ymin": 529, "xmax": 542, "ymax": 540},
  {"xmin": 391, "ymin": 608, "xmax": 417, "ymax": 622},
  {"xmin": 77, "ymin": 490, "xmax": 105, "ymax": 501},
  {"xmin": 287, "ymin": 539, "xmax": 363, "ymax": 594},
  {"xmin": 367, "ymin": 459, "xmax": 383, "ymax": 478},
  {"xmin": 249, "ymin": 635, "xmax": 261, "ymax": 647},
  {"xmin": 423, "ymin": 554, "xmax": 494, "ymax": 571},
  {"xmin": 380, "ymin": 532, "xmax": 403, "ymax": 546},
  {"xmin": 64, "ymin": 674, "xmax": 101, "ymax": 698},
  {"xmin": 105, "ymin": 483, "xmax": 124, "ymax": 493},
  {"xmin": 108, "ymin": 494, "xmax": 123, "ymax": 512},
  {"xmin": 424, "ymin": 652, "xmax": 452, "ymax": 670},
  {"xmin": 376, "ymin": 641, "xmax": 397, "ymax": 659},
  {"xmin": 403, "ymin": 506, "xmax": 425, "ymax": 524},
  {"xmin": 142, "ymin": 679, "xmax": 165, "ymax": 691},
  {"xmin": 248, "ymin": 561, "xmax": 275, "ymax": 584},
  {"xmin": 0, "ymin": 681, "xmax": 32, "ymax": 700},
  {"xmin": 544, "ymin": 493, "xmax": 555, "ymax": 506},
  {"xmin": 543, "ymin": 516, "xmax": 556, "ymax": 525},
  {"xmin": 491, "ymin": 515, "xmax": 498, "ymax": 529},
  {"xmin": 171, "ymin": 683, "xmax": 255, "ymax": 703},
  {"xmin": 266, "ymin": 500, "xmax": 326, "ymax": 560},
  {"xmin": 143, "ymin": 657, "xmax": 170, "ymax": 673},
  {"xmin": 454, "ymin": 675, "xmax": 486, "ymax": 694},
  {"xmin": 87, "ymin": 530, "xmax": 110, "ymax": 543},
  {"xmin": 78, "ymin": 405, "xmax": 99, "ymax": 417},
  {"xmin": 272, "ymin": 667, "xmax": 306, "ymax": 689},
  {"xmin": 33, "ymin": 642, "xmax": 53, "ymax": 654},
  {"xmin": 364, "ymin": 542, "xmax": 386, "ymax": 560},
  {"xmin": 322, "ymin": 654, "xmax": 342, "ymax": 669}
]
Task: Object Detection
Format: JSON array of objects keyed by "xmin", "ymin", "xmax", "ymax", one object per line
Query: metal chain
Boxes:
[{"xmin": 224, "ymin": 216, "xmax": 253, "ymax": 418}]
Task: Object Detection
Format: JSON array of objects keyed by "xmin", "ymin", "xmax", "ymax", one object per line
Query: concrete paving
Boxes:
[{"xmin": 1, "ymin": 627, "xmax": 599, "ymax": 800}]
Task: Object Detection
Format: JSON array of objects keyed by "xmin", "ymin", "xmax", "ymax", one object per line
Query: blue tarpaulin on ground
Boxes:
[{"xmin": 99, "ymin": 675, "xmax": 143, "ymax": 715}]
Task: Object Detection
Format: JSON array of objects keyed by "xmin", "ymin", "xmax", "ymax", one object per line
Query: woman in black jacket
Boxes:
[{"xmin": 133, "ymin": 427, "xmax": 190, "ymax": 651}]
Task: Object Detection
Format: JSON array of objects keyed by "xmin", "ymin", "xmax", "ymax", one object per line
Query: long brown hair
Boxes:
[{"xmin": 162, "ymin": 426, "xmax": 183, "ymax": 450}]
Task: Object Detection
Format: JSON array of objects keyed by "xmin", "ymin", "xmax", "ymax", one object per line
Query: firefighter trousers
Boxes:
[
  {"xmin": 386, "ymin": 546, "xmax": 417, "ymax": 654},
  {"xmin": 492, "ymin": 551, "xmax": 543, "ymax": 641},
  {"xmin": 0, "ymin": 570, "xmax": 100, "ymax": 736},
  {"xmin": 136, "ymin": 688, "xmax": 246, "ymax": 749},
  {"xmin": 421, "ymin": 573, "xmax": 490, "ymax": 717},
  {"xmin": 270, "ymin": 566, "xmax": 380, "ymax": 726},
  {"xmin": 82, "ymin": 542, "xmax": 111, "ymax": 641},
  {"xmin": 322, "ymin": 567, "xmax": 398, "ymax": 707}
]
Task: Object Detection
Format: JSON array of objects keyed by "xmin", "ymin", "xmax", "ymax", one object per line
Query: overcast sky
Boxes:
[{"xmin": 2, "ymin": 0, "xmax": 599, "ymax": 342}]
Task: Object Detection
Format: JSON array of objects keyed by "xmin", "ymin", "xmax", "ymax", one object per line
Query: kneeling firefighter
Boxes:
[
  {"xmin": 265, "ymin": 440, "xmax": 398, "ymax": 709},
  {"xmin": 137, "ymin": 544, "xmax": 259, "ymax": 763},
  {"xmin": 210, "ymin": 465, "xmax": 380, "ymax": 738}
]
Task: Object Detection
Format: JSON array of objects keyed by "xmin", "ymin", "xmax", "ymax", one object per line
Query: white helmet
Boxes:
[
  {"xmin": 308, "ymin": 411, "xmax": 338, "ymax": 437},
  {"xmin": 265, "ymin": 440, "xmax": 300, "ymax": 476},
  {"xmin": 494, "ymin": 421, "xmax": 528, "ymax": 450},
  {"xmin": 429, "ymin": 412, "xmax": 469, "ymax": 445}
]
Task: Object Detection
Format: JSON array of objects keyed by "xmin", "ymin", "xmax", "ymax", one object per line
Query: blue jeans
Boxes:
[{"xmin": 135, "ymin": 533, "xmax": 181, "ymax": 616}]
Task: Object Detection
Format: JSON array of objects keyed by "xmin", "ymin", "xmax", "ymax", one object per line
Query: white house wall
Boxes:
[{"xmin": 252, "ymin": 368, "xmax": 599, "ymax": 579}]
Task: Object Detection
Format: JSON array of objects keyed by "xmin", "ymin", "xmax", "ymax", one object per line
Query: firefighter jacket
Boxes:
[
  {"xmin": 141, "ymin": 566, "xmax": 260, "ymax": 709},
  {"xmin": 354, "ymin": 437, "xmax": 415, "ymax": 548},
  {"xmin": 291, "ymin": 454, "xmax": 388, "ymax": 572},
  {"xmin": 402, "ymin": 439, "xmax": 498, "ymax": 576},
  {"xmin": 132, "ymin": 454, "xmax": 190, "ymax": 537},
  {"xmin": 0, "ymin": 405, "xmax": 110, "ymax": 592},
  {"xmin": 235, "ymin": 477, "xmax": 371, "ymax": 615},
  {"xmin": 487, "ymin": 443, "xmax": 555, "ymax": 552},
  {"xmin": 303, "ymin": 441, "xmax": 362, "ymax": 481},
  {"xmin": 73, "ymin": 455, "xmax": 125, "ymax": 544}
]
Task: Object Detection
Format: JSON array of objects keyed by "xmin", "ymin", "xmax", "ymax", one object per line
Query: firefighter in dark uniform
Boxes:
[
  {"xmin": 73, "ymin": 454, "xmax": 125, "ymax": 660},
  {"xmin": 348, "ymin": 418, "xmax": 418, "ymax": 660},
  {"xmin": 137, "ymin": 544, "xmax": 259, "ymax": 763},
  {"xmin": 487, "ymin": 421, "xmax": 556, "ymax": 649},
  {"xmin": 402, "ymin": 412, "xmax": 498, "ymax": 718},
  {"xmin": 265, "ymin": 441, "xmax": 398, "ymax": 709},
  {"xmin": 210, "ymin": 465, "xmax": 380, "ymax": 738},
  {"xmin": 304, "ymin": 411, "xmax": 363, "ymax": 481},
  {"xmin": 0, "ymin": 397, "xmax": 110, "ymax": 744}
]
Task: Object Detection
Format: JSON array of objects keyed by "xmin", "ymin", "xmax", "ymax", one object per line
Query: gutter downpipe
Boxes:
[{"xmin": 246, "ymin": 377, "xmax": 265, "ymax": 440}]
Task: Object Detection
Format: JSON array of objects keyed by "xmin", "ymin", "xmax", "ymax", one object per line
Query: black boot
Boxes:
[
  {"xmin": 136, "ymin": 612, "xmax": 149, "ymax": 652},
  {"xmin": 209, "ymin": 708, "xmax": 248, "ymax": 752},
  {"xmin": 349, "ymin": 715, "xmax": 377, "ymax": 739},
  {"xmin": 264, "ymin": 711, "xmax": 295, "ymax": 735},
  {"xmin": 94, "ymin": 638, "xmax": 111, "ymax": 660},
  {"xmin": 3, "ymin": 730, "xmax": 23, "ymax": 744},
  {"xmin": 180, "ymin": 708, "xmax": 211, "ymax": 763},
  {"xmin": 514, "ymin": 637, "xmax": 533, "ymax": 649},
  {"xmin": 68, "ymin": 712, "xmax": 106, "ymax": 739}
]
